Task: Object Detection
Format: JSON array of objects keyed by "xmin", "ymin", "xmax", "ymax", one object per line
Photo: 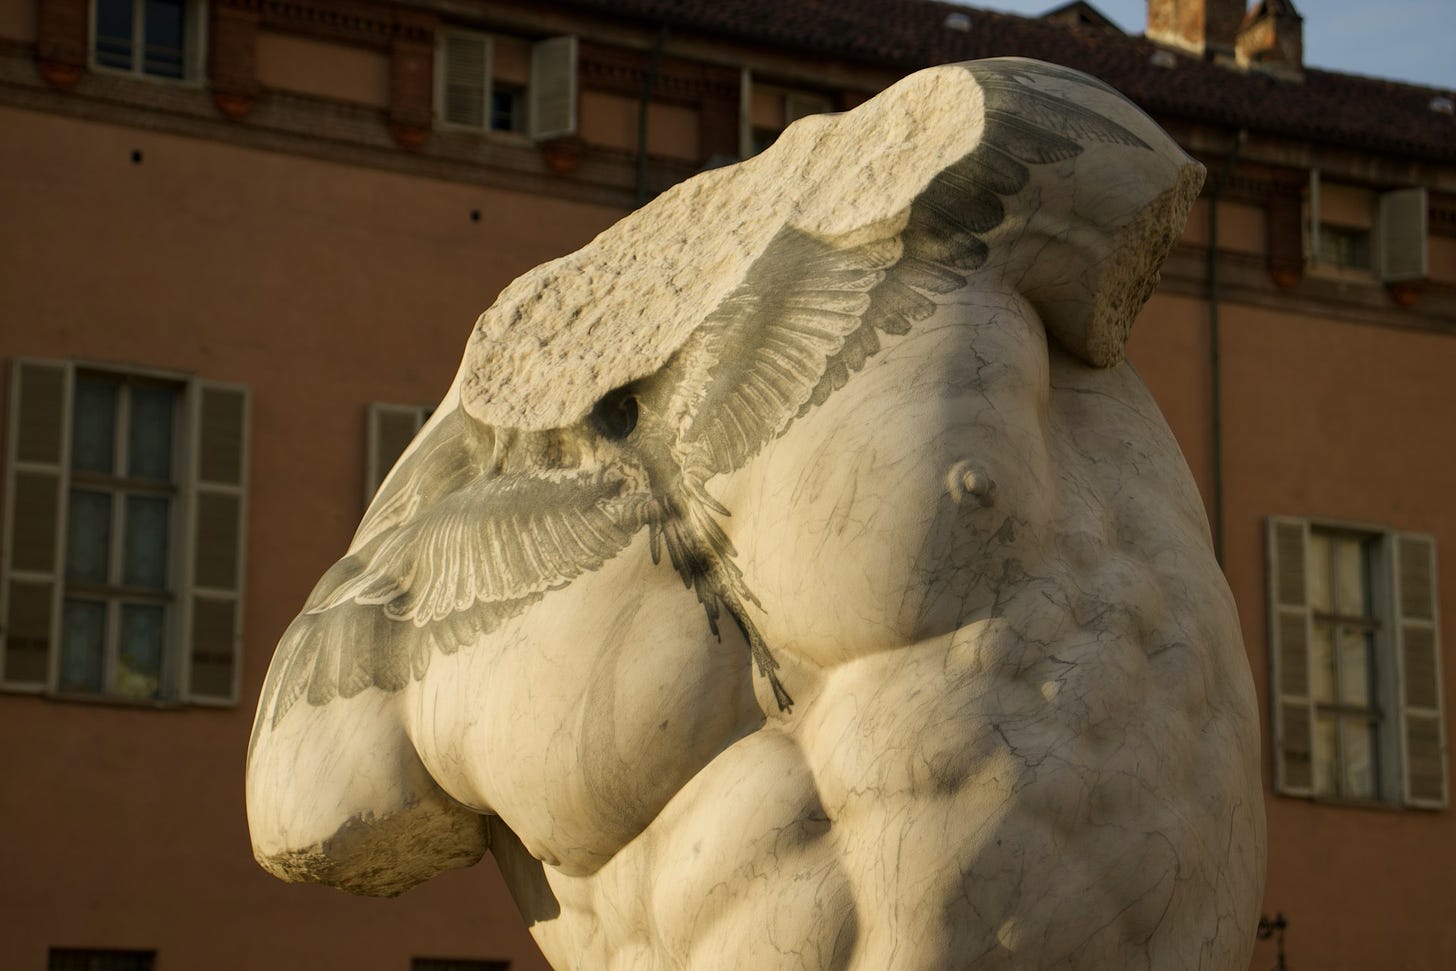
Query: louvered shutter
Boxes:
[
  {"xmin": 365, "ymin": 403, "xmax": 428, "ymax": 507},
  {"xmin": 439, "ymin": 31, "xmax": 490, "ymax": 129},
  {"xmin": 529, "ymin": 35, "xmax": 577, "ymax": 141},
  {"xmin": 181, "ymin": 381, "xmax": 249, "ymax": 704},
  {"xmin": 1394, "ymin": 533, "xmax": 1447, "ymax": 807},
  {"xmin": 1377, "ymin": 187, "xmax": 1428, "ymax": 282},
  {"xmin": 1268, "ymin": 517, "xmax": 1315, "ymax": 795},
  {"xmin": 1, "ymin": 360, "xmax": 72, "ymax": 690}
]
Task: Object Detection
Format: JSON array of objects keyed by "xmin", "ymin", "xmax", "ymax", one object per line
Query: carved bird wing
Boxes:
[
  {"xmin": 653, "ymin": 65, "xmax": 1151, "ymax": 481},
  {"xmin": 259, "ymin": 409, "xmax": 651, "ymax": 726}
]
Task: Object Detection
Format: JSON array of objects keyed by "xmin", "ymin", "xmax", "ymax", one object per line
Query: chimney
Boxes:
[
  {"xmin": 1236, "ymin": 0, "xmax": 1305, "ymax": 81},
  {"xmin": 1147, "ymin": 0, "xmax": 1247, "ymax": 58}
]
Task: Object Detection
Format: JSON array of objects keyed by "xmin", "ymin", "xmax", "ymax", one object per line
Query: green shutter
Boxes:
[
  {"xmin": 1, "ymin": 360, "xmax": 72, "ymax": 691},
  {"xmin": 1268, "ymin": 517, "xmax": 1315, "ymax": 795},
  {"xmin": 1377, "ymin": 187, "xmax": 1428, "ymax": 283},
  {"xmin": 182, "ymin": 381, "xmax": 249, "ymax": 704},
  {"xmin": 529, "ymin": 35, "xmax": 577, "ymax": 140},
  {"xmin": 1394, "ymin": 533, "xmax": 1447, "ymax": 807},
  {"xmin": 439, "ymin": 30, "xmax": 489, "ymax": 128}
]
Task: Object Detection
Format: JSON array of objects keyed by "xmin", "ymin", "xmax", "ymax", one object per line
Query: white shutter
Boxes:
[
  {"xmin": 438, "ymin": 30, "xmax": 490, "ymax": 129},
  {"xmin": 1393, "ymin": 533, "xmax": 1447, "ymax": 807},
  {"xmin": 181, "ymin": 381, "xmax": 249, "ymax": 705},
  {"xmin": 365, "ymin": 403, "xmax": 429, "ymax": 508},
  {"xmin": 0, "ymin": 360, "xmax": 73, "ymax": 691},
  {"xmin": 1305, "ymin": 169, "xmax": 1321, "ymax": 266},
  {"xmin": 529, "ymin": 35, "xmax": 577, "ymax": 140},
  {"xmin": 1377, "ymin": 187, "xmax": 1429, "ymax": 282},
  {"xmin": 1268, "ymin": 517, "xmax": 1316, "ymax": 795}
]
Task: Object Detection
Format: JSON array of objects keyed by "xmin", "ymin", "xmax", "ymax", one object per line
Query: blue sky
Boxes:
[{"xmin": 972, "ymin": 1, "xmax": 1455, "ymax": 90}]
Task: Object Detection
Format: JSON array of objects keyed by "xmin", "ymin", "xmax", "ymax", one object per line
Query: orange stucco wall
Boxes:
[
  {"xmin": 255, "ymin": 31, "xmax": 392, "ymax": 108},
  {"xmin": 0, "ymin": 102, "xmax": 623, "ymax": 971},
  {"xmin": 1219, "ymin": 303, "xmax": 1456, "ymax": 968}
]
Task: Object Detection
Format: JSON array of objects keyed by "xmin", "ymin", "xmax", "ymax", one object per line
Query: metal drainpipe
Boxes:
[
  {"xmin": 1207, "ymin": 129, "xmax": 1246, "ymax": 569},
  {"xmin": 635, "ymin": 26, "xmax": 668, "ymax": 208}
]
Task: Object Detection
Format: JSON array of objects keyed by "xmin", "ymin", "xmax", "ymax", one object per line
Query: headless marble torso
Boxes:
[
  {"xmin": 406, "ymin": 286, "xmax": 1263, "ymax": 970},
  {"xmin": 246, "ymin": 58, "xmax": 1266, "ymax": 971}
]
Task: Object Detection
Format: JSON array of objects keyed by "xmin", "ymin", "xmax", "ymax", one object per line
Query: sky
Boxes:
[{"xmin": 973, "ymin": 0, "xmax": 1455, "ymax": 90}]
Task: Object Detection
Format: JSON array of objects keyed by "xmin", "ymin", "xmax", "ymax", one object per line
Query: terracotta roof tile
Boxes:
[{"xmin": 557, "ymin": 0, "xmax": 1456, "ymax": 162}]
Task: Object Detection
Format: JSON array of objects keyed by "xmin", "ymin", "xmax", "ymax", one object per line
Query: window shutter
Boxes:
[
  {"xmin": 529, "ymin": 35, "xmax": 577, "ymax": 141},
  {"xmin": 1, "ymin": 360, "xmax": 72, "ymax": 690},
  {"xmin": 439, "ymin": 31, "xmax": 490, "ymax": 129},
  {"xmin": 1394, "ymin": 532, "xmax": 1447, "ymax": 807},
  {"xmin": 1267, "ymin": 517, "xmax": 1315, "ymax": 795},
  {"xmin": 365, "ymin": 403, "xmax": 428, "ymax": 508},
  {"xmin": 1305, "ymin": 169, "xmax": 1321, "ymax": 266},
  {"xmin": 181, "ymin": 381, "xmax": 249, "ymax": 705},
  {"xmin": 1377, "ymin": 187, "xmax": 1429, "ymax": 282}
]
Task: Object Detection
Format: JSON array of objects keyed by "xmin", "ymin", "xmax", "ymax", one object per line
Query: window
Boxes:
[
  {"xmin": 365, "ymin": 402, "xmax": 431, "ymax": 508},
  {"xmin": 1268, "ymin": 518, "xmax": 1447, "ymax": 807},
  {"xmin": 90, "ymin": 0, "xmax": 205, "ymax": 81},
  {"xmin": 49, "ymin": 948, "xmax": 155, "ymax": 970},
  {"xmin": 435, "ymin": 30, "xmax": 577, "ymax": 140},
  {"xmin": 739, "ymin": 70, "xmax": 834, "ymax": 157},
  {"xmin": 1306, "ymin": 172, "xmax": 1429, "ymax": 281},
  {"xmin": 1, "ymin": 360, "xmax": 249, "ymax": 705}
]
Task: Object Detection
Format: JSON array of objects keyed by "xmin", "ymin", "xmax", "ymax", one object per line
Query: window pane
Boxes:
[
  {"xmin": 66, "ymin": 490, "xmax": 113, "ymax": 585},
  {"xmin": 1310, "ymin": 623, "xmax": 1335, "ymax": 703},
  {"xmin": 1318, "ymin": 225, "xmax": 1372, "ymax": 270},
  {"xmin": 1337, "ymin": 627, "xmax": 1374, "ymax": 707},
  {"xmin": 490, "ymin": 89, "xmax": 520, "ymax": 132},
  {"xmin": 143, "ymin": 0, "xmax": 185, "ymax": 78},
  {"xmin": 1307, "ymin": 531, "xmax": 1331, "ymax": 612},
  {"xmin": 50, "ymin": 948, "xmax": 156, "ymax": 971},
  {"xmin": 123, "ymin": 496, "xmax": 170, "ymax": 588},
  {"xmin": 1334, "ymin": 537, "xmax": 1368, "ymax": 616},
  {"xmin": 59, "ymin": 599, "xmax": 107, "ymax": 693},
  {"xmin": 1340, "ymin": 717, "xmax": 1378, "ymax": 799},
  {"xmin": 127, "ymin": 386, "xmax": 175, "ymax": 480},
  {"xmin": 1313, "ymin": 713, "xmax": 1338, "ymax": 797},
  {"xmin": 72, "ymin": 377, "xmax": 118, "ymax": 474},
  {"xmin": 95, "ymin": 0, "xmax": 135, "ymax": 70},
  {"xmin": 117, "ymin": 603, "xmax": 165, "ymax": 700}
]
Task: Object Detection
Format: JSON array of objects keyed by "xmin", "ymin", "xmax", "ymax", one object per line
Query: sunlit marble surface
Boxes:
[{"xmin": 248, "ymin": 58, "xmax": 1265, "ymax": 970}]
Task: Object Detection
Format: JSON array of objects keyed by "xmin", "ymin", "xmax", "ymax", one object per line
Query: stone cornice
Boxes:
[
  {"xmin": 1, "ymin": 36, "xmax": 1452, "ymax": 334},
  {"xmin": 578, "ymin": 42, "xmax": 739, "ymax": 106},
  {"xmin": 260, "ymin": 0, "xmax": 431, "ymax": 49}
]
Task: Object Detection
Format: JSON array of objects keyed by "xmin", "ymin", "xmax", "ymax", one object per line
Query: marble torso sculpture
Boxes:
[{"xmin": 248, "ymin": 59, "xmax": 1265, "ymax": 969}]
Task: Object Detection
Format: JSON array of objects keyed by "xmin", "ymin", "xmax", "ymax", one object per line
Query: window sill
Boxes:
[
  {"xmin": 1305, "ymin": 262, "xmax": 1378, "ymax": 285},
  {"xmin": 1278, "ymin": 791, "xmax": 1426, "ymax": 812},
  {"xmin": 433, "ymin": 122, "xmax": 532, "ymax": 143},
  {"xmin": 41, "ymin": 690, "xmax": 186, "ymax": 711},
  {"xmin": 87, "ymin": 62, "xmax": 207, "ymax": 91}
]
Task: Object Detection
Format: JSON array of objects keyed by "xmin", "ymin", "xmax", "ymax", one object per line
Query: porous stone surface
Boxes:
[{"xmin": 247, "ymin": 57, "xmax": 1266, "ymax": 970}]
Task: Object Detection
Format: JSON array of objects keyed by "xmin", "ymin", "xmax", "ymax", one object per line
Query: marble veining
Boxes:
[{"xmin": 247, "ymin": 58, "xmax": 1266, "ymax": 970}]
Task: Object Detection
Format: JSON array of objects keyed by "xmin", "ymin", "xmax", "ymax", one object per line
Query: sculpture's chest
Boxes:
[{"xmin": 410, "ymin": 537, "xmax": 768, "ymax": 876}]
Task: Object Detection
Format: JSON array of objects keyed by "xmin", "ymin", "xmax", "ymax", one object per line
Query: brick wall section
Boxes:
[
  {"xmin": 388, "ymin": 8, "xmax": 436, "ymax": 148},
  {"xmin": 212, "ymin": 0, "xmax": 263, "ymax": 118},
  {"xmin": 37, "ymin": 0, "xmax": 86, "ymax": 88},
  {"xmin": 1266, "ymin": 171, "xmax": 1306, "ymax": 289}
]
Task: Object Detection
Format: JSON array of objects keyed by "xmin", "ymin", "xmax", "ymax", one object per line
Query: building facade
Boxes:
[{"xmin": 1, "ymin": 0, "xmax": 1453, "ymax": 968}]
